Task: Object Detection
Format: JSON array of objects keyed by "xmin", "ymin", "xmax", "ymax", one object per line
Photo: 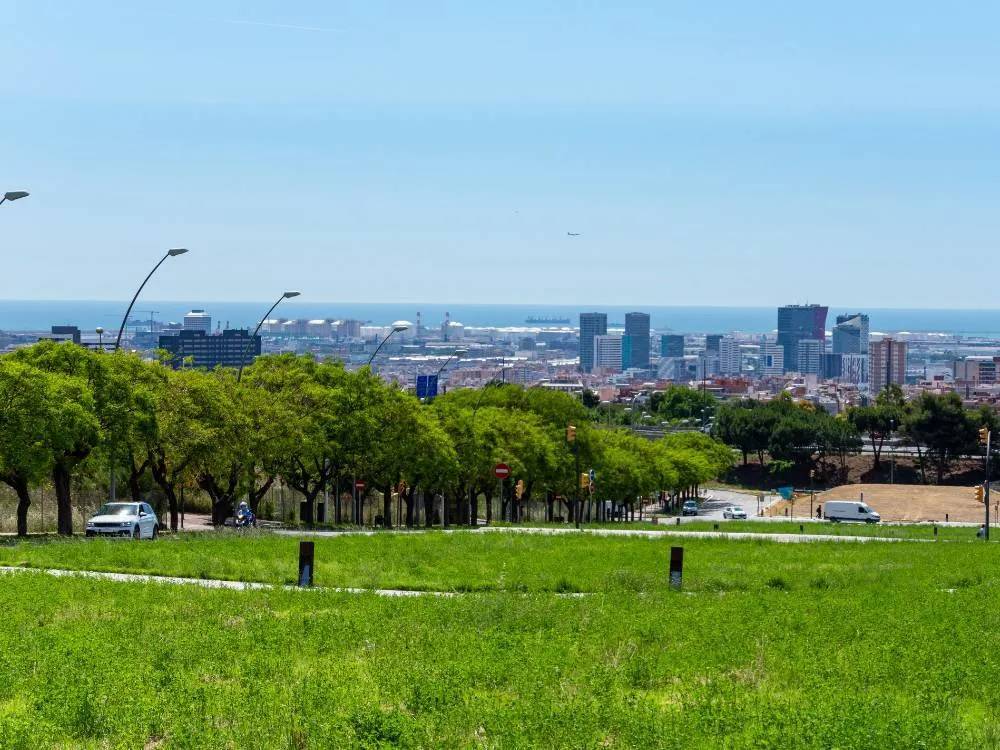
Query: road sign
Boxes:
[
  {"xmin": 589, "ymin": 468, "xmax": 595, "ymax": 483},
  {"xmin": 355, "ymin": 480, "xmax": 366, "ymax": 491},
  {"xmin": 416, "ymin": 374, "xmax": 438, "ymax": 400},
  {"xmin": 494, "ymin": 463, "xmax": 511, "ymax": 479}
]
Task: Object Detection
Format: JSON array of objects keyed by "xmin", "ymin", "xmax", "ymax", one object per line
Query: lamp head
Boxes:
[
  {"xmin": 3, "ymin": 191, "xmax": 29, "ymax": 201},
  {"xmin": 454, "ymin": 348, "xmax": 468, "ymax": 357},
  {"xmin": 167, "ymin": 248, "xmax": 189, "ymax": 257},
  {"xmin": 391, "ymin": 320, "xmax": 411, "ymax": 333},
  {"xmin": 95, "ymin": 327, "xmax": 104, "ymax": 334},
  {"xmin": 283, "ymin": 291, "xmax": 301, "ymax": 299}
]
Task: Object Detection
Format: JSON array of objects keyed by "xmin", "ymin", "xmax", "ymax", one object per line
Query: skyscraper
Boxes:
[
  {"xmin": 661, "ymin": 334, "xmax": 685, "ymax": 358},
  {"xmin": 869, "ymin": 338, "xmax": 907, "ymax": 392},
  {"xmin": 833, "ymin": 313, "xmax": 870, "ymax": 355},
  {"xmin": 705, "ymin": 334, "xmax": 723, "ymax": 355},
  {"xmin": 777, "ymin": 304, "xmax": 828, "ymax": 373},
  {"xmin": 579, "ymin": 312, "xmax": 607, "ymax": 373},
  {"xmin": 624, "ymin": 312, "xmax": 651, "ymax": 369}
]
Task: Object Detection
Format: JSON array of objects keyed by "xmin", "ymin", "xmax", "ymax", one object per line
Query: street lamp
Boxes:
[
  {"xmin": 95, "ymin": 327, "xmax": 104, "ymax": 352},
  {"xmin": 889, "ymin": 418, "xmax": 895, "ymax": 485},
  {"xmin": 0, "ymin": 190, "xmax": 29, "ymax": 207},
  {"xmin": 236, "ymin": 291, "xmax": 301, "ymax": 382},
  {"xmin": 432, "ymin": 347, "xmax": 467, "ymax": 397},
  {"xmin": 114, "ymin": 248, "xmax": 189, "ymax": 351},
  {"xmin": 367, "ymin": 321, "xmax": 410, "ymax": 367},
  {"xmin": 600, "ymin": 400, "xmax": 612, "ymax": 427}
]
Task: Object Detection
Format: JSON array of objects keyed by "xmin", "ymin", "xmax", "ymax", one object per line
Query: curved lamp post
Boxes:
[
  {"xmin": 367, "ymin": 321, "xmax": 410, "ymax": 367},
  {"xmin": 0, "ymin": 190, "xmax": 29, "ymax": 207},
  {"xmin": 114, "ymin": 248, "xmax": 188, "ymax": 351},
  {"xmin": 236, "ymin": 291, "xmax": 301, "ymax": 382},
  {"xmin": 432, "ymin": 347, "xmax": 467, "ymax": 397},
  {"xmin": 96, "ymin": 327, "xmax": 105, "ymax": 352}
]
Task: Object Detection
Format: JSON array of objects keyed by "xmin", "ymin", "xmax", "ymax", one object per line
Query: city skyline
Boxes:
[{"xmin": 3, "ymin": 3, "xmax": 1000, "ymax": 306}]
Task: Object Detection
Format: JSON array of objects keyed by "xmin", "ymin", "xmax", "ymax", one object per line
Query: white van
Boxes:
[{"xmin": 823, "ymin": 500, "xmax": 881, "ymax": 523}]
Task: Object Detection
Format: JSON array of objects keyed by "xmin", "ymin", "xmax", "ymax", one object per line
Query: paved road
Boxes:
[{"xmin": 689, "ymin": 488, "xmax": 782, "ymax": 521}]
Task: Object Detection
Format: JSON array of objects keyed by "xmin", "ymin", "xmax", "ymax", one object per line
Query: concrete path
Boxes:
[
  {"xmin": 0, "ymin": 565, "xmax": 455, "ymax": 597},
  {"xmin": 272, "ymin": 525, "xmax": 918, "ymax": 544},
  {"xmin": 475, "ymin": 526, "xmax": 918, "ymax": 544}
]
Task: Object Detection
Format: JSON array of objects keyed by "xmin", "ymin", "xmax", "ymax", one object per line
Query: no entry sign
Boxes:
[
  {"xmin": 494, "ymin": 463, "xmax": 511, "ymax": 479},
  {"xmin": 355, "ymin": 480, "xmax": 366, "ymax": 491}
]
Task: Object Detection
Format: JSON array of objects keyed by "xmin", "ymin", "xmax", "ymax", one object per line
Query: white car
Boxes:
[
  {"xmin": 722, "ymin": 505, "xmax": 748, "ymax": 520},
  {"xmin": 85, "ymin": 502, "xmax": 159, "ymax": 539}
]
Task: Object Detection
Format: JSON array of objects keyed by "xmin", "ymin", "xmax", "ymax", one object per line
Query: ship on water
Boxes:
[{"xmin": 525, "ymin": 316, "xmax": 572, "ymax": 326}]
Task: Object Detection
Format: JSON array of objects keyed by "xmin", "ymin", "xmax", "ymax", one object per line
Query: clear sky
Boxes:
[{"xmin": 2, "ymin": 1, "xmax": 998, "ymax": 307}]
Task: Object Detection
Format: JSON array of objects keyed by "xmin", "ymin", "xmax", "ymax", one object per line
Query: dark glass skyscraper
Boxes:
[
  {"xmin": 579, "ymin": 312, "xmax": 608, "ymax": 373},
  {"xmin": 777, "ymin": 304, "xmax": 828, "ymax": 372},
  {"xmin": 624, "ymin": 312, "xmax": 650, "ymax": 369}
]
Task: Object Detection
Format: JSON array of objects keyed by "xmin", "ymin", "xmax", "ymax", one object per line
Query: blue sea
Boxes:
[{"xmin": 1, "ymin": 300, "xmax": 999, "ymax": 337}]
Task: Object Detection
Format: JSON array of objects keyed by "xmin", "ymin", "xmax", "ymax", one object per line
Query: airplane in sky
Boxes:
[{"xmin": 566, "ymin": 232, "xmax": 581, "ymax": 237}]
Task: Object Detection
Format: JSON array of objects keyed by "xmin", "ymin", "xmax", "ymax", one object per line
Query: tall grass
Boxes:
[{"xmin": 0, "ymin": 562, "xmax": 997, "ymax": 747}]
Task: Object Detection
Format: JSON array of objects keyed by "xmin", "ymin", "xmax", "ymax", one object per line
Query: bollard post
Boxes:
[
  {"xmin": 675, "ymin": 517, "xmax": 681, "ymax": 526},
  {"xmin": 799, "ymin": 524, "xmax": 804, "ymax": 533},
  {"xmin": 298, "ymin": 541, "xmax": 314, "ymax": 587},
  {"xmin": 946, "ymin": 513, "xmax": 949, "ymax": 523},
  {"xmin": 669, "ymin": 546, "xmax": 683, "ymax": 589},
  {"xmin": 933, "ymin": 526, "xmax": 938, "ymax": 539},
  {"xmin": 713, "ymin": 523, "xmax": 719, "ymax": 531}
]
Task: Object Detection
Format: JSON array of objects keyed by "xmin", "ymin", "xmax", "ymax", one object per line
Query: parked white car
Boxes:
[
  {"xmin": 722, "ymin": 505, "xmax": 748, "ymax": 520},
  {"xmin": 85, "ymin": 502, "xmax": 159, "ymax": 539}
]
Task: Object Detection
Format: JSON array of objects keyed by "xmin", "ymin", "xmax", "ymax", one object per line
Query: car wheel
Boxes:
[
  {"xmin": 151, "ymin": 525, "xmax": 159, "ymax": 540},
  {"xmin": 132, "ymin": 526, "xmax": 141, "ymax": 540}
]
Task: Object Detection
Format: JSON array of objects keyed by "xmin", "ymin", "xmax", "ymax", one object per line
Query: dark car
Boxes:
[{"xmin": 682, "ymin": 500, "xmax": 699, "ymax": 516}]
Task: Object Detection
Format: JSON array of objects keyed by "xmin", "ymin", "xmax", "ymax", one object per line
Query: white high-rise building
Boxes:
[
  {"xmin": 797, "ymin": 338, "xmax": 823, "ymax": 376},
  {"xmin": 759, "ymin": 340, "xmax": 785, "ymax": 376},
  {"xmin": 594, "ymin": 335, "xmax": 623, "ymax": 372},
  {"xmin": 718, "ymin": 337, "xmax": 742, "ymax": 375},
  {"xmin": 183, "ymin": 309, "xmax": 212, "ymax": 332}
]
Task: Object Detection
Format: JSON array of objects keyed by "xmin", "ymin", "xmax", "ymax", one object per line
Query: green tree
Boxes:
[{"xmin": 903, "ymin": 392, "xmax": 978, "ymax": 483}]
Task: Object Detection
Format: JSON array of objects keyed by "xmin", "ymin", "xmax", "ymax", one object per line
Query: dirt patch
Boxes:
[{"xmin": 768, "ymin": 483, "xmax": 990, "ymax": 523}]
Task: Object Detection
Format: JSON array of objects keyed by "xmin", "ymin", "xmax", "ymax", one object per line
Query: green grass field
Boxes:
[{"xmin": 1, "ymin": 532, "xmax": 999, "ymax": 747}]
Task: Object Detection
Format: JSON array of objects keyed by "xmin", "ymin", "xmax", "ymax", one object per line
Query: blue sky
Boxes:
[{"xmin": 2, "ymin": 1, "xmax": 998, "ymax": 307}]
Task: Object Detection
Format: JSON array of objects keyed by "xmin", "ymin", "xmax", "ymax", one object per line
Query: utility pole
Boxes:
[{"xmin": 980, "ymin": 427, "xmax": 991, "ymax": 541}]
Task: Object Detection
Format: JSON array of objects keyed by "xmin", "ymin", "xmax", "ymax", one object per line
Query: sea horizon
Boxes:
[{"xmin": 2, "ymin": 300, "xmax": 1000, "ymax": 338}]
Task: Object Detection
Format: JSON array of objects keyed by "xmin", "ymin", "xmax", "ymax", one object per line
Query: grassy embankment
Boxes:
[{"xmin": 1, "ymin": 533, "xmax": 1000, "ymax": 747}]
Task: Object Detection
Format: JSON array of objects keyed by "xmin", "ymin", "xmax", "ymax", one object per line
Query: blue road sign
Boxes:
[{"xmin": 416, "ymin": 374, "xmax": 438, "ymax": 400}]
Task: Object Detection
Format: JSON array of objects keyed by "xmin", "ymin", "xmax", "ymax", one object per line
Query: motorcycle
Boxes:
[{"xmin": 235, "ymin": 512, "xmax": 256, "ymax": 529}]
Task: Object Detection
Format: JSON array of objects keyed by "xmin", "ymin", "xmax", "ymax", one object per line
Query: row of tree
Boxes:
[
  {"xmin": 711, "ymin": 385, "xmax": 995, "ymax": 483},
  {"xmin": 0, "ymin": 342, "xmax": 734, "ymax": 536}
]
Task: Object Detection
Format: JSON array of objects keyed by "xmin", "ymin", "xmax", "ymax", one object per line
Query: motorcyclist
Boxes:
[{"xmin": 236, "ymin": 501, "xmax": 256, "ymax": 527}]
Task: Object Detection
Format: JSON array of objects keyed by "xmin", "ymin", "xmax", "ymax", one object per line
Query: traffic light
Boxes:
[
  {"xmin": 980, "ymin": 427, "xmax": 990, "ymax": 446},
  {"xmin": 515, "ymin": 479, "xmax": 524, "ymax": 499},
  {"xmin": 976, "ymin": 485, "xmax": 985, "ymax": 504},
  {"xmin": 566, "ymin": 425, "xmax": 576, "ymax": 442},
  {"xmin": 580, "ymin": 473, "xmax": 589, "ymax": 490}
]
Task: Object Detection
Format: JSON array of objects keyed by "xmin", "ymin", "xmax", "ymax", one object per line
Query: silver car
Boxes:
[
  {"xmin": 722, "ymin": 505, "xmax": 748, "ymax": 520},
  {"xmin": 85, "ymin": 502, "xmax": 159, "ymax": 539}
]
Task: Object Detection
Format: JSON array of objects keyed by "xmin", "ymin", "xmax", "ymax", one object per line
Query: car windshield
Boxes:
[
  {"xmin": 96, "ymin": 503, "xmax": 137, "ymax": 516},
  {"xmin": 732, "ymin": 506, "xmax": 744, "ymax": 512}
]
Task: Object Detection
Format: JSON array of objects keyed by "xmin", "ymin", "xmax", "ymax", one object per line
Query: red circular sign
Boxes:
[
  {"xmin": 355, "ymin": 480, "xmax": 366, "ymax": 491},
  {"xmin": 494, "ymin": 463, "xmax": 511, "ymax": 479}
]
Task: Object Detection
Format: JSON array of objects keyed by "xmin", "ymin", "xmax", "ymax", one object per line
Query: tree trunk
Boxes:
[
  {"xmin": 383, "ymin": 487, "xmax": 392, "ymax": 529},
  {"xmin": 403, "ymin": 487, "xmax": 416, "ymax": 527},
  {"xmin": 2, "ymin": 473, "xmax": 32, "ymax": 537},
  {"xmin": 423, "ymin": 491, "xmax": 435, "ymax": 528},
  {"xmin": 127, "ymin": 454, "xmax": 149, "ymax": 503},
  {"xmin": 52, "ymin": 462, "xmax": 74, "ymax": 536}
]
